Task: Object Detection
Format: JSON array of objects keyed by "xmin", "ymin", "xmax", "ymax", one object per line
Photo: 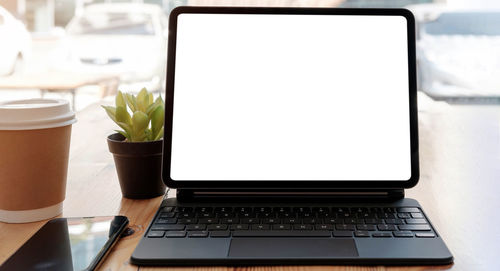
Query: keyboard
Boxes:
[{"xmin": 146, "ymin": 206, "xmax": 436, "ymax": 239}]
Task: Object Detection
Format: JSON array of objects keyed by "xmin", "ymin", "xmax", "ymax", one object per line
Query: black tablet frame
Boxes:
[{"xmin": 162, "ymin": 6, "xmax": 419, "ymax": 190}]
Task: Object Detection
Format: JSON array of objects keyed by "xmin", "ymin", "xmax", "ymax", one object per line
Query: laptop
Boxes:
[{"xmin": 131, "ymin": 7, "xmax": 454, "ymax": 266}]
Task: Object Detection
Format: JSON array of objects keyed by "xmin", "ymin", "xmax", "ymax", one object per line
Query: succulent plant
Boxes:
[{"xmin": 102, "ymin": 88, "xmax": 164, "ymax": 142}]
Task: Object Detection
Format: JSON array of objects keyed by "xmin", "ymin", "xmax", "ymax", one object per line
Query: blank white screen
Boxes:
[{"xmin": 171, "ymin": 13, "xmax": 411, "ymax": 181}]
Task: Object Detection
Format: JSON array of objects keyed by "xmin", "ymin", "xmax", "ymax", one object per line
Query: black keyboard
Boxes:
[{"xmin": 146, "ymin": 206, "xmax": 436, "ymax": 239}]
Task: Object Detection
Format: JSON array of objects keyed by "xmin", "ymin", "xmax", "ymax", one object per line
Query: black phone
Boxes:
[{"xmin": 0, "ymin": 216, "xmax": 129, "ymax": 271}]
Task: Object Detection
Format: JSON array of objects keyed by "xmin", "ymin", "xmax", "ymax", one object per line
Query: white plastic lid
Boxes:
[{"xmin": 0, "ymin": 99, "xmax": 76, "ymax": 130}]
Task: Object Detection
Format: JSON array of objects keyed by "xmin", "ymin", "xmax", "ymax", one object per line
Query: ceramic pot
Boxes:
[{"xmin": 107, "ymin": 133, "xmax": 165, "ymax": 199}]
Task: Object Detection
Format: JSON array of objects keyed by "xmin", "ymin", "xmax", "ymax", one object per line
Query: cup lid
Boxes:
[{"xmin": 0, "ymin": 99, "xmax": 76, "ymax": 130}]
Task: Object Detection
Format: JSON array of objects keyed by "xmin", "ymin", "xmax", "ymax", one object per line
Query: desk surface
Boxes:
[{"xmin": 1, "ymin": 94, "xmax": 499, "ymax": 271}]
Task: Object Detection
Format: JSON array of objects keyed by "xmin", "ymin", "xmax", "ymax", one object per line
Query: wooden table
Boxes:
[
  {"xmin": 0, "ymin": 71, "xmax": 119, "ymax": 109},
  {"xmin": 1, "ymin": 94, "xmax": 499, "ymax": 270}
]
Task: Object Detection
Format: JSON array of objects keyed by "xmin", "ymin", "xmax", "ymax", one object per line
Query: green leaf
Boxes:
[
  {"xmin": 116, "ymin": 121, "xmax": 133, "ymax": 140},
  {"xmin": 145, "ymin": 128, "xmax": 153, "ymax": 141},
  {"xmin": 151, "ymin": 104, "xmax": 164, "ymax": 138},
  {"xmin": 157, "ymin": 95, "xmax": 164, "ymax": 106},
  {"xmin": 148, "ymin": 92, "xmax": 154, "ymax": 105},
  {"xmin": 115, "ymin": 106, "xmax": 131, "ymax": 125},
  {"xmin": 115, "ymin": 91, "xmax": 126, "ymax": 108},
  {"xmin": 102, "ymin": 105, "xmax": 117, "ymax": 122},
  {"xmin": 131, "ymin": 111, "xmax": 149, "ymax": 142},
  {"xmin": 153, "ymin": 127, "xmax": 164, "ymax": 140},
  {"xmin": 125, "ymin": 93, "xmax": 137, "ymax": 112},
  {"xmin": 136, "ymin": 88, "xmax": 149, "ymax": 112}
]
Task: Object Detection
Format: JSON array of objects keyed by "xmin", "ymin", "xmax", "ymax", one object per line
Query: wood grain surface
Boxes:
[{"xmin": 1, "ymin": 94, "xmax": 498, "ymax": 271}]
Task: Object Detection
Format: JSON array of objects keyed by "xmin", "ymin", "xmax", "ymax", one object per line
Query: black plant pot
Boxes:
[{"xmin": 107, "ymin": 133, "xmax": 166, "ymax": 199}]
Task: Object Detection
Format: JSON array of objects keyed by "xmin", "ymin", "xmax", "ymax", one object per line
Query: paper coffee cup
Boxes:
[{"xmin": 0, "ymin": 99, "xmax": 76, "ymax": 223}]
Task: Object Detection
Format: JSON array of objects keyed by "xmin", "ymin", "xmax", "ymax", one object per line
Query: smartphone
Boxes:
[{"xmin": 0, "ymin": 216, "xmax": 128, "ymax": 271}]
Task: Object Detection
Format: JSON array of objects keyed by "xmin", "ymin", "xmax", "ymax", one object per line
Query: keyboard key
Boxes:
[
  {"xmin": 178, "ymin": 212, "xmax": 195, "ymax": 218},
  {"xmin": 240, "ymin": 218, "xmax": 259, "ymax": 224},
  {"xmin": 257, "ymin": 213, "xmax": 275, "ymax": 218},
  {"xmin": 325, "ymin": 218, "xmax": 343, "ymax": 224},
  {"xmin": 357, "ymin": 213, "xmax": 376, "ymax": 219},
  {"xmin": 199, "ymin": 218, "xmax": 218, "ymax": 224},
  {"xmin": 336, "ymin": 224, "xmax": 356, "ymax": 231},
  {"xmin": 188, "ymin": 231, "xmax": 208, "ymax": 238},
  {"xmin": 294, "ymin": 224, "xmax": 313, "ymax": 230},
  {"xmin": 344, "ymin": 219, "xmax": 358, "ymax": 224},
  {"xmin": 411, "ymin": 212, "xmax": 424, "ymax": 218},
  {"xmin": 332, "ymin": 231, "xmax": 353, "ymax": 237},
  {"xmin": 385, "ymin": 219, "xmax": 404, "ymax": 224},
  {"xmin": 416, "ymin": 232, "xmax": 436, "ymax": 238},
  {"xmin": 399, "ymin": 225, "xmax": 431, "ymax": 231},
  {"xmin": 217, "ymin": 213, "xmax": 233, "ymax": 218},
  {"xmin": 365, "ymin": 219, "xmax": 384, "ymax": 224},
  {"xmin": 333, "ymin": 207, "xmax": 349, "ymax": 213},
  {"xmin": 354, "ymin": 231, "xmax": 370, "ymax": 237},
  {"xmin": 156, "ymin": 218, "xmax": 177, "ymax": 224},
  {"xmin": 318, "ymin": 212, "xmax": 335, "ymax": 218},
  {"xmin": 178, "ymin": 218, "xmax": 197, "ymax": 224},
  {"xmin": 274, "ymin": 207, "xmax": 291, "ymax": 213},
  {"xmin": 207, "ymin": 224, "xmax": 228, "ymax": 231},
  {"xmin": 293, "ymin": 207, "xmax": 311, "ymax": 213},
  {"xmin": 377, "ymin": 213, "xmax": 396, "ymax": 219},
  {"xmin": 221, "ymin": 218, "xmax": 239, "ymax": 224},
  {"xmin": 397, "ymin": 213, "xmax": 412, "ymax": 219},
  {"xmin": 214, "ymin": 207, "xmax": 232, "ymax": 213},
  {"xmin": 372, "ymin": 232, "xmax": 392, "ymax": 238},
  {"xmin": 232, "ymin": 231, "xmax": 330, "ymax": 237},
  {"xmin": 159, "ymin": 212, "xmax": 175, "ymax": 218},
  {"xmin": 397, "ymin": 207, "xmax": 420, "ymax": 213},
  {"xmin": 198, "ymin": 213, "xmax": 213, "ymax": 218},
  {"xmin": 406, "ymin": 218, "xmax": 427, "ymax": 224},
  {"xmin": 230, "ymin": 224, "xmax": 249, "ymax": 230},
  {"xmin": 239, "ymin": 212, "xmax": 255, "ymax": 218},
  {"xmin": 148, "ymin": 231, "xmax": 165, "ymax": 238},
  {"xmin": 283, "ymin": 218, "xmax": 300, "ymax": 224},
  {"xmin": 272, "ymin": 224, "xmax": 291, "ymax": 230},
  {"xmin": 151, "ymin": 224, "xmax": 185, "ymax": 231},
  {"xmin": 177, "ymin": 207, "xmax": 193, "ymax": 213},
  {"xmin": 298, "ymin": 212, "xmax": 314, "ymax": 218},
  {"xmin": 162, "ymin": 206, "xmax": 175, "ymax": 212},
  {"xmin": 312, "ymin": 207, "xmax": 329, "ymax": 213},
  {"xmin": 393, "ymin": 231, "xmax": 414, "ymax": 238},
  {"xmin": 338, "ymin": 213, "xmax": 354, "ymax": 218},
  {"xmin": 278, "ymin": 212, "xmax": 295, "ymax": 218},
  {"xmin": 315, "ymin": 224, "xmax": 334, "ymax": 230},
  {"xmin": 356, "ymin": 224, "xmax": 376, "ymax": 231},
  {"xmin": 186, "ymin": 224, "xmax": 206, "ymax": 231},
  {"xmin": 254, "ymin": 207, "xmax": 272, "ymax": 213},
  {"xmin": 251, "ymin": 224, "xmax": 270, "ymax": 230},
  {"xmin": 262, "ymin": 218, "xmax": 280, "ymax": 224},
  {"xmin": 383, "ymin": 207, "xmax": 396, "ymax": 213},
  {"xmin": 351, "ymin": 207, "xmax": 368, "ymax": 213},
  {"xmin": 377, "ymin": 224, "xmax": 397, "ymax": 231},
  {"xmin": 236, "ymin": 207, "xmax": 252, "ymax": 213},
  {"xmin": 195, "ymin": 207, "xmax": 212, "ymax": 213},
  {"xmin": 166, "ymin": 231, "xmax": 186, "ymax": 238},
  {"xmin": 303, "ymin": 218, "xmax": 318, "ymax": 224},
  {"xmin": 210, "ymin": 231, "xmax": 231, "ymax": 238}
]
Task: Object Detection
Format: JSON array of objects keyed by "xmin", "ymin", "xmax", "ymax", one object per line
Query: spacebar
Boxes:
[{"xmin": 232, "ymin": 231, "xmax": 331, "ymax": 237}]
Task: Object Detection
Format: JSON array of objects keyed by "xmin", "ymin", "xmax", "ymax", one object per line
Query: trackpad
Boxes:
[{"xmin": 228, "ymin": 238, "xmax": 358, "ymax": 258}]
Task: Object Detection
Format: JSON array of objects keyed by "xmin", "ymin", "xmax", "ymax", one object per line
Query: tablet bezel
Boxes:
[{"xmin": 162, "ymin": 6, "xmax": 419, "ymax": 190}]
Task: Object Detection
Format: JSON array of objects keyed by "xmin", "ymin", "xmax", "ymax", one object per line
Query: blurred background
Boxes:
[{"xmin": 0, "ymin": 0, "xmax": 499, "ymax": 111}]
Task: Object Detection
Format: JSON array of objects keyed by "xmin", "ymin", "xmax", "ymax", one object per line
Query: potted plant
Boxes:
[{"xmin": 102, "ymin": 88, "xmax": 166, "ymax": 199}]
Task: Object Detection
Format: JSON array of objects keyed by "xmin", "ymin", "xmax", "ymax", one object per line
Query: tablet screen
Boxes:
[{"xmin": 170, "ymin": 12, "xmax": 412, "ymax": 181}]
